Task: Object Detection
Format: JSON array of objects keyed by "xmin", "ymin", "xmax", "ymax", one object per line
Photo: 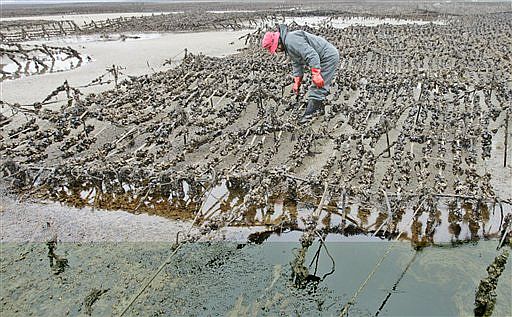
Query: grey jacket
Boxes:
[{"xmin": 278, "ymin": 24, "xmax": 337, "ymax": 77}]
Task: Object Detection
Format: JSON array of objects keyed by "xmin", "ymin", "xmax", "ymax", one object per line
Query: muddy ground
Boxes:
[
  {"xmin": 0, "ymin": 30, "xmax": 248, "ymax": 104},
  {"xmin": 1, "ymin": 1, "xmax": 512, "ymax": 316},
  {"xmin": 0, "ymin": 188, "xmax": 197, "ymax": 243},
  {"xmin": 2, "ymin": 0, "xmax": 510, "ymax": 18},
  {"xmin": 1, "ymin": 239, "xmax": 511, "ymax": 316}
]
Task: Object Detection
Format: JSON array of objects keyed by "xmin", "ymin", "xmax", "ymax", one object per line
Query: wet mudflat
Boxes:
[
  {"xmin": 1, "ymin": 241, "xmax": 510, "ymax": 316},
  {"xmin": 1, "ymin": 30, "xmax": 248, "ymax": 104},
  {"xmin": 1, "ymin": 1, "xmax": 511, "ymax": 316},
  {"xmin": 0, "ymin": 12, "xmax": 178, "ymax": 25},
  {"xmin": 3, "ymin": 9, "xmax": 510, "ymax": 243}
]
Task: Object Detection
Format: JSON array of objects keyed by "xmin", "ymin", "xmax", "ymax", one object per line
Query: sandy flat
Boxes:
[
  {"xmin": 0, "ymin": 12, "xmax": 181, "ymax": 25},
  {"xmin": 0, "ymin": 188, "xmax": 198, "ymax": 243},
  {"xmin": 0, "ymin": 29, "xmax": 250, "ymax": 105}
]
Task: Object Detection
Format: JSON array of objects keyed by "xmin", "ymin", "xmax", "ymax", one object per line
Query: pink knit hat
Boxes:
[{"xmin": 262, "ymin": 32, "xmax": 280, "ymax": 54}]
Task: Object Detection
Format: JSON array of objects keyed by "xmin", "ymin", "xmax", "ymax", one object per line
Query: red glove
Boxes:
[
  {"xmin": 292, "ymin": 76, "xmax": 302, "ymax": 94},
  {"xmin": 311, "ymin": 68, "xmax": 324, "ymax": 88}
]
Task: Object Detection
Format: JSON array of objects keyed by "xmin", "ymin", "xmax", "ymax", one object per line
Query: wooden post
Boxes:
[
  {"xmin": 70, "ymin": 21, "xmax": 81, "ymax": 32},
  {"xmin": 415, "ymin": 102, "xmax": 422, "ymax": 125},
  {"xmin": 505, "ymin": 111, "xmax": 509, "ymax": 168},
  {"xmin": 386, "ymin": 125, "xmax": 391, "ymax": 158}
]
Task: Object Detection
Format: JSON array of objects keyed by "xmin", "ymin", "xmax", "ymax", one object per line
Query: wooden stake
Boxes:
[
  {"xmin": 505, "ymin": 111, "xmax": 509, "ymax": 168},
  {"xmin": 385, "ymin": 120, "xmax": 391, "ymax": 158},
  {"xmin": 386, "ymin": 130, "xmax": 391, "ymax": 158}
]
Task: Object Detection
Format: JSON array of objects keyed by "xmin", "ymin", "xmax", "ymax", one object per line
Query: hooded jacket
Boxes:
[{"xmin": 278, "ymin": 24, "xmax": 336, "ymax": 77}]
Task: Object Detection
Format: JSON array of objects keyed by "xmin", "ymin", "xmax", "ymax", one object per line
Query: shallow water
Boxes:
[
  {"xmin": 283, "ymin": 16, "xmax": 446, "ymax": 28},
  {"xmin": 25, "ymin": 32, "xmax": 164, "ymax": 45},
  {"xmin": 2, "ymin": 51, "xmax": 87, "ymax": 80},
  {"xmin": 0, "ymin": 240, "xmax": 509, "ymax": 316},
  {"xmin": 263, "ymin": 240, "xmax": 511, "ymax": 316},
  {"xmin": 0, "ymin": 29, "xmax": 249, "ymax": 104},
  {"xmin": 39, "ymin": 174, "xmax": 510, "ymax": 245},
  {"xmin": 0, "ymin": 12, "xmax": 183, "ymax": 25}
]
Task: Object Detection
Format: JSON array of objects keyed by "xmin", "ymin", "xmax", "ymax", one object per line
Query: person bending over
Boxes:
[{"xmin": 262, "ymin": 24, "xmax": 340, "ymax": 123}]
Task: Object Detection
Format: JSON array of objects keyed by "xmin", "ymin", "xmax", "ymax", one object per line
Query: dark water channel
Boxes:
[
  {"xmin": 260, "ymin": 239, "xmax": 511, "ymax": 316},
  {"xmin": 0, "ymin": 240, "xmax": 510, "ymax": 316}
]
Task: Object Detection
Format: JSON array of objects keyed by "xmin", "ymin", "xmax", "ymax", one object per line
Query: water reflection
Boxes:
[
  {"xmin": 1, "ymin": 43, "xmax": 89, "ymax": 81},
  {"xmin": 38, "ymin": 177, "xmax": 510, "ymax": 245}
]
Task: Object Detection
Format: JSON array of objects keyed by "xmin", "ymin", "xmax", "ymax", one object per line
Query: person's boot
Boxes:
[{"xmin": 299, "ymin": 99, "xmax": 324, "ymax": 124}]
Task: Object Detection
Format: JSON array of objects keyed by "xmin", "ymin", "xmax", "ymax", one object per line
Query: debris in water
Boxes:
[
  {"xmin": 474, "ymin": 249, "xmax": 509, "ymax": 317},
  {"xmin": 46, "ymin": 235, "xmax": 69, "ymax": 275},
  {"xmin": 83, "ymin": 288, "xmax": 109, "ymax": 316}
]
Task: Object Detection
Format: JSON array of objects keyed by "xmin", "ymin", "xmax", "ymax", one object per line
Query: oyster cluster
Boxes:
[{"xmin": 1, "ymin": 6, "xmax": 511, "ymax": 245}]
